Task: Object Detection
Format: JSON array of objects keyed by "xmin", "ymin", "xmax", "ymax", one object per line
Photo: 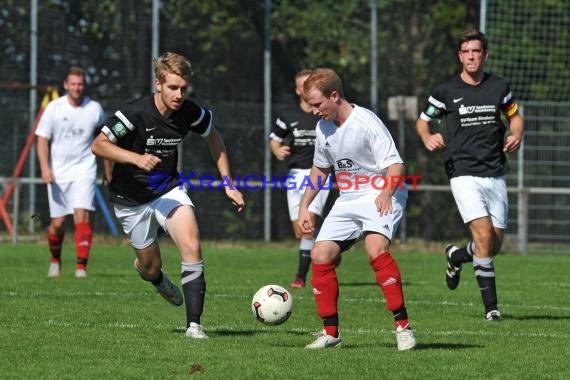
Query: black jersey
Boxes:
[
  {"xmin": 101, "ymin": 95, "xmax": 212, "ymax": 206},
  {"xmin": 420, "ymin": 73, "xmax": 519, "ymax": 179},
  {"xmin": 270, "ymin": 106, "xmax": 321, "ymax": 169}
]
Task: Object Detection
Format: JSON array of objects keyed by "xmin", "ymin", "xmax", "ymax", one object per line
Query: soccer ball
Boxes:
[{"xmin": 251, "ymin": 284, "xmax": 293, "ymax": 325}]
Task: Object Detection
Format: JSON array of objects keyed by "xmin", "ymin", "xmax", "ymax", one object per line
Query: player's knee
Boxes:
[
  {"xmin": 49, "ymin": 219, "xmax": 66, "ymax": 233},
  {"xmin": 311, "ymin": 249, "xmax": 340, "ymax": 267},
  {"xmin": 177, "ymin": 239, "xmax": 201, "ymax": 259}
]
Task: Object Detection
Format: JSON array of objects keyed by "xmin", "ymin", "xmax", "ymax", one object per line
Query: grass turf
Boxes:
[{"xmin": 1, "ymin": 240, "xmax": 569, "ymax": 379}]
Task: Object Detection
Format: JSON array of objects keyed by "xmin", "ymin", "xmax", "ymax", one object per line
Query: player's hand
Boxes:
[
  {"xmin": 375, "ymin": 191, "xmax": 394, "ymax": 216},
  {"xmin": 422, "ymin": 133, "xmax": 446, "ymax": 152},
  {"xmin": 225, "ymin": 188, "xmax": 245, "ymax": 213},
  {"xmin": 297, "ymin": 209, "xmax": 314, "ymax": 234},
  {"xmin": 137, "ymin": 154, "xmax": 162, "ymax": 172},
  {"xmin": 40, "ymin": 168, "xmax": 55, "ymax": 184},
  {"xmin": 504, "ymin": 134, "xmax": 523, "ymax": 153},
  {"xmin": 274, "ymin": 146, "xmax": 291, "ymax": 161}
]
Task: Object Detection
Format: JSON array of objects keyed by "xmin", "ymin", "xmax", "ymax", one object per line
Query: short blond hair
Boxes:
[
  {"xmin": 153, "ymin": 52, "xmax": 194, "ymax": 82},
  {"xmin": 65, "ymin": 66, "xmax": 86, "ymax": 81}
]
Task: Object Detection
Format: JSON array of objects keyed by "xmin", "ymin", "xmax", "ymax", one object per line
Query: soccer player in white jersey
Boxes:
[
  {"xmin": 415, "ymin": 30, "xmax": 524, "ymax": 321},
  {"xmin": 36, "ymin": 67, "xmax": 105, "ymax": 279},
  {"xmin": 269, "ymin": 69, "xmax": 330, "ymax": 289},
  {"xmin": 298, "ymin": 68, "xmax": 416, "ymax": 350}
]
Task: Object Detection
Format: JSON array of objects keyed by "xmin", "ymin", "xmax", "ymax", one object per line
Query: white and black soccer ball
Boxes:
[{"xmin": 251, "ymin": 284, "xmax": 293, "ymax": 325}]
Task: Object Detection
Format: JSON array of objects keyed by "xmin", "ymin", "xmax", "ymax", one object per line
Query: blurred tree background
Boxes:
[{"xmin": 1, "ymin": 0, "xmax": 484, "ymax": 109}]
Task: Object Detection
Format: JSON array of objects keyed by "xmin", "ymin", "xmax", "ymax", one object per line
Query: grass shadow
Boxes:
[
  {"xmin": 340, "ymin": 280, "xmax": 419, "ymax": 287},
  {"xmin": 506, "ymin": 314, "xmax": 570, "ymax": 321},
  {"xmin": 413, "ymin": 342, "xmax": 483, "ymax": 350}
]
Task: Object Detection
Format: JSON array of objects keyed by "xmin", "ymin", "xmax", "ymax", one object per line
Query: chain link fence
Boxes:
[{"xmin": 1, "ymin": 2, "xmax": 569, "ymax": 254}]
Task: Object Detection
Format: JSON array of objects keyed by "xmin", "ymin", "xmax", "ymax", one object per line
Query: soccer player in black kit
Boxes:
[
  {"xmin": 415, "ymin": 30, "xmax": 524, "ymax": 321},
  {"xmin": 269, "ymin": 69, "xmax": 330, "ymax": 289},
  {"xmin": 92, "ymin": 52, "xmax": 244, "ymax": 339}
]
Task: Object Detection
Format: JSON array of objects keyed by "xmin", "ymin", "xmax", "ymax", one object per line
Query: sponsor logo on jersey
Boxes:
[
  {"xmin": 292, "ymin": 128, "xmax": 316, "ymax": 138},
  {"xmin": 66, "ymin": 128, "xmax": 85, "ymax": 138},
  {"xmin": 336, "ymin": 158, "xmax": 354, "ymax": 170},
  {"xmin": 458, "ymin": 104, "xmax": 495, "ymax": 115},
  {"xmin": 453, "ymin": 97, "xmax": 464, "ymax": 103},
  {"xmin": 147, "ymin": 137, "xmax": 181, "ymax": 146}
]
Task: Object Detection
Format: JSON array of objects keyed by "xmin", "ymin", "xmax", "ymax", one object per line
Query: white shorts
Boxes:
[
  {"xmin": 113, "ymin": 187, "xmax": 194, "ymax": 249},
  {"xmin": 286, "ymin": 169, "xmax": 330, "ymax": 220},
  {"xmin": 47, "ymin": 178, "xmax": 96, "ymax": 218},
  {"xmin": 450, "ymin": 175, "xmax": 508, "ymax": 229},
  {"xmin": 316, "ymin": 189, "xmax": 407, "ymax": 243}
]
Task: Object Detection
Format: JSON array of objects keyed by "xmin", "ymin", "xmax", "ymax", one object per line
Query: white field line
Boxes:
[{"xmin": 2, "ymin": 290, "xmax": 139, "ymax": 297}]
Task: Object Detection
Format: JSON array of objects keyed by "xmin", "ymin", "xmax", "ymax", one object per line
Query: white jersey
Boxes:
[
  {"xmin": 313, "ymin": 104, "xmax": 405, "ymax": 197},
  {"xmin": 36, "ymin": 95, "xmax": 105, "ymax": 183}
]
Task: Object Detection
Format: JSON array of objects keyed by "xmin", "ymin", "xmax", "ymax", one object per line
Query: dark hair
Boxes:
[{"xmin": 458, "ymin": 29, "xmax": 488, "ymax": 52}]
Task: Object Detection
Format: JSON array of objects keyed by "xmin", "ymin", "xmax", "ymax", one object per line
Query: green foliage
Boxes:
[
  {"xmin": 1, "ymin": 243, "xmax": 570, "ymax": 379},
  {"xmin": 486, "ymin": 0, "xmax": 570, "ymax": 101},
  {"xmin": 272, "ymin": 1, "xmax": 371, "ymax": 98},
  {"xmin": 271, "ymin": 0, "xmax": 475, "ymax": 105},
  {"xmin": 3, "ymin": 0, "xmax": 565, "ymax": 105}
]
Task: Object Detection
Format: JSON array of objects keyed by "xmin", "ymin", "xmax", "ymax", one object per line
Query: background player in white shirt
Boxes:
[
  {"xmin": 36, "ymin": 67, "xmax": 105, "ymax": 279},
  {"xmin": 269, "ymin": 69, "xmax": 330, "ymax": 289},
  {"xmin": 298, "ymin": 68, "xmax": 416, "ymax": 351}
]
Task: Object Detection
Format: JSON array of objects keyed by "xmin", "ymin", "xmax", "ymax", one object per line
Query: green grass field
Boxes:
[{"xmin": 1, "ymin": 240, "xmax": 569, "ymax": 379}]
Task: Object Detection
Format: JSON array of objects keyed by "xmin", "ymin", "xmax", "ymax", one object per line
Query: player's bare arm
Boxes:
[
  {"xmin": 375, "ymin": 163, "xmax": 405, "ymax": 216},
  {"xmin": 503, "ymin": 113, "xmax": 525, "ymax": 153},
  {"xmin": 415, "ymin": 119, "xmax": 446, "ymax": 151},
  {"xmin": 269, "ymin": 139, "xmax": 291, "ymax": 161},
  {"xmin": 205, "ymin": 127, "xmax": 245, "ymax": 213},
  {"xmin": 298, "ymin": 165, "xmax": 330, "ymax": 234},
  {"xmin": 92, "ymin": 133, "xmax": 162, "ymax": 172},
  {"xmin": 36, "ymin": 136, "xmax": 55, "ymax": 183},
  {"xmin": 103, "ymin": 159, "xmax": 114, "ymax": 183}
]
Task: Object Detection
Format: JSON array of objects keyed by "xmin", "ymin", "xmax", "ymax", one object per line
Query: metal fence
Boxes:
[
  {"xmin": 2, "ymin": 100, "xmax": 570, "ymax": 255},
  {"xmin": 505, "ymin": 102, "xmax": 570, "ymax": 254},
  {"xmin": 1, "ymin": 1, "xmax": 569, "ymax": 254}
]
